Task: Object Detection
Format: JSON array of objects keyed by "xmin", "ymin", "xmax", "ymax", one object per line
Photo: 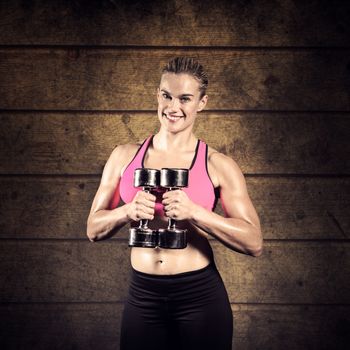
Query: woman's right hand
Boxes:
[{"xmin": 126, "ymin": 190, "xmax": 156, "ymax": 222}]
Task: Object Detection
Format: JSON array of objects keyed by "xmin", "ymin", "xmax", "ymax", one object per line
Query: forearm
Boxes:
[
  {"xmin": 87, "ymin": 204, "xmax": 131, "ymax": 242},
  {"xmin": 190, "ymin": 204, "xmax": 263, "ymax": 256}
]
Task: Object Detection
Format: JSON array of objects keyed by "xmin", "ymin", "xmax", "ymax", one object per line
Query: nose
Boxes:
[{"xmin": 168, "ymin": 97, "xmax": 181, "ymax": 111}]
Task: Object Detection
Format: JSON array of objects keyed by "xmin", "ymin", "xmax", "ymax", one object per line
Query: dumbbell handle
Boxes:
[
  {"xmin": 166, "ymin": 187, "xmax": 180, "ymax": 230},
  {"xmin": 139, "ymin": 186, "xmax": 151, "ymax": 229},
  {"xmin": 168, "ymin": 218, "xmax": 177, "ymax": 230}
]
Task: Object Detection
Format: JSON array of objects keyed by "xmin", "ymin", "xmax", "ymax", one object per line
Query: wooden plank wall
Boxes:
[{"xmin": 0, "ymin": 1, "xmax": 349, "ymax": 349}]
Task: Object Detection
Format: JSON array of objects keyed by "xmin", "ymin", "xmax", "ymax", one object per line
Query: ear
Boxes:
[{"xmin": 197, "ymin": 95, "xmax": 208, "ymax": 112}]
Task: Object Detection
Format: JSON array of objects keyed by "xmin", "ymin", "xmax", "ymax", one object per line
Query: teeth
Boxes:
[{"xmin": 163, "ymin": 113, "xmax": 181, "ymax": 121}]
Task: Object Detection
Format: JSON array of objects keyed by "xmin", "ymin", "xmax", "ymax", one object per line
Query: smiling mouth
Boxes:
[{"xmin": 162, "ymin": 113, "xmax": 183, "ymax": 121}]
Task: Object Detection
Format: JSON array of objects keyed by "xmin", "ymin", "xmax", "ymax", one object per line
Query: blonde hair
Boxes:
[{"xmin": 161, "ymin": 57, "xmax": 208, "ymax": 99}]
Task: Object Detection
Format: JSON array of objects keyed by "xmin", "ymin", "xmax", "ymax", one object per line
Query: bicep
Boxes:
[
  {"xmin": 217, "ymin": 156, "xmax": 261, "ymax": 229},
  {"xmin": 88, "ymin": 147, "xmax": 122, "ymax": 216}
]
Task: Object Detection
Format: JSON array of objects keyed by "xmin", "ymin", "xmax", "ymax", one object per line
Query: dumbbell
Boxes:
[
  {"xmin": 128, "ymin": 168, "xmax": 160, "ymax": 248},
  {"xmin": 158, "ymin": 168, "xmax": 189, "ymax": 249}
]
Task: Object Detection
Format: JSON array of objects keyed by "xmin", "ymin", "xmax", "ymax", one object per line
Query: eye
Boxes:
[
  {"xmin": 162, "ymin": 93, "xmax": 170, "ymax": 99},
  {"xmin": 181, "ymin": 97, "xmax": 190, "ymax": 102}
]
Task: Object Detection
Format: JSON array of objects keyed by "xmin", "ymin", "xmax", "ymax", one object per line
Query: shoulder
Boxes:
[
  {"xmin": 207, "ymin": 145, "xmax": 245, "ymax": 190},
  {"xmin": 111, "ymin": 140, "xmax": 145, "ymax": 158},
  {"xmin": 105, "ymin": 140, "xmax": 144, "ymax": 175},
  {"xmin": 111, "ymin": 142, "xmax": 142, "ymax": 160},
  {"xmin": 207, "ymin": 146, "xmax": 240, "ymax": 172}
]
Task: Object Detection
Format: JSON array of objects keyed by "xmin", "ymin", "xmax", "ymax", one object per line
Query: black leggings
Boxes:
[{"xmin": 120, "ymin": 261, "xmax": 233, "ymax": 350}]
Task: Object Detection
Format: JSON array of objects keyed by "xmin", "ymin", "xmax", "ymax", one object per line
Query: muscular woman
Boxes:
[{"xmin": 86, "ymin": 57, "xmax": 263, "ymax": 350}]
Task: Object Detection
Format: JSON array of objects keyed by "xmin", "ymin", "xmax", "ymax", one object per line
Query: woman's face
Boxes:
[{"xmin": 157, "ymin": 73, "xmax": 207, "ymax": 134}]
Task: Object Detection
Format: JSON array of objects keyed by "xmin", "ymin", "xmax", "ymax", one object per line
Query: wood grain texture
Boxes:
[
  {"xmin": 0, "ymin": 176, "xmax": 349, "ymax": 240},
  {"xmin": 1, "ymin": 112, "xmax": 349, "ymax": 174},
  {"xmin": 212, "ymin": 241, "xmax": 350, "ymax": 304},
  {"xmin": 0, "ymin": 240, "xmax": 349, "ymax": 304},
  {"xmin": 0, "ymin": 2, "xmax": 349, "ymax": 349},
  {"xmin": 0, "ymin": 303, "xmax": 349, "ymax": 350},
  {"xmin": 1, "ymin": 49, "xmax": 349, "ymax": 110},
  {"xmin": 0, "ymin": 0, "xmax": 349, "ymax": 47}
]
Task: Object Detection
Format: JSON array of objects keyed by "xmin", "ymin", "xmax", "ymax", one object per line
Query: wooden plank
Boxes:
[
  {"xmin": 0, "ymin": 176, "xmax": 349, "ymax": 240},
  {"xmin": 0, "ymin": 0, "xmax": 349, "ymax": 47},
  {"xmin": 0, "ymin": 303, "xmax": 122, "ymax": 350},
  {"xmin": 1, "ymin": 112, "xmax": 349, "ymax": 174},
  {"xmin": 232, "ymin": 304, "xmax": 350, "ymax": 350},
  {"xmin": 0, "ymin": 303, "xmax": 349, "ymax": 350},
  {"xmin": 213, "ymin": 241, "xmax": 350, "ymax": 304},
  {"xmin": 0, "ymin": 49, "xmax": 349, "ymax": 110},
  {"xmin": 0, "ymin": 240, "xmax": 349, "ymax": 304}
]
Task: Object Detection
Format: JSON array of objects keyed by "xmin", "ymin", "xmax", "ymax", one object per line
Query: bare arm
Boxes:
[
  {"xmin": 192, "ymin": 152, "xmax": 262, "ymax": 256},
  {"xmin": 86, "ymin": 145, "xmax": 156, "ymax": 242}
]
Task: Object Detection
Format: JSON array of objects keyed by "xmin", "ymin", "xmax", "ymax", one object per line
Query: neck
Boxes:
[{"xmin": 153, "ymin": 128, "xmax": 197, "ymax": 152}]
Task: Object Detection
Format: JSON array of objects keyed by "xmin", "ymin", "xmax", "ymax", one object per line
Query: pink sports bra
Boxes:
[{"xmin": 111, "ymin": 135, "xmax": 219, "ymax": 215}]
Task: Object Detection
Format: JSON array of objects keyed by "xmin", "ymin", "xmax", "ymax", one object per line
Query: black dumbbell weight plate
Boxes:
[
  {"xmin": 160, "ymin": 168, "xmax": 188, "ymax": 188},
  {"xmin": 134, "ymin": 168, "xmax": 160, "ymax": 188},
  {"xmin": 158, "ymin": 228, "xmax": 187, "ymax": 249},
  {"xmin": 129, "ymin": 227, "xmax": 158, "ymax": 248}
]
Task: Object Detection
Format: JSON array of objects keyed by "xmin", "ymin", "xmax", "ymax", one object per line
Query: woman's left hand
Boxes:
[{"xmin": 162, "ymin": 190, "xmax": 198, "ymax": 221}]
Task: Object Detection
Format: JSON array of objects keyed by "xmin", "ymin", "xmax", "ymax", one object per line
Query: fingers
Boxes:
[
  {"xmin": 134, "ymin": 196, "xmax": 156, "ymax": 212},
  {"xmin": 162, "ymin": 189, "xmax": 181, "ymax": 199},
  {"xmin": 134, "ymin": 191, "xmax": 156, "ymax": 209},
  {"xmin": 162, "ymin": 191, "xmax": 182, "ymax": 219},
  {"xmin": 134, "ymin": 206, "xmax": 154, "ymax": 220},
  {"xmin": 162, "ymin": 189, "xmax": 182, "ymax": 204},
  {"xmin": 161, "ymin": 190, "xmax": 195, "ymax": 221},
  {"xmin": 129, "ymin": 190, "xmax": 156, "ymax": 221},
  {"xmin": 163, "ymin": 205, "xmax": 179, "ymax": 219}
]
